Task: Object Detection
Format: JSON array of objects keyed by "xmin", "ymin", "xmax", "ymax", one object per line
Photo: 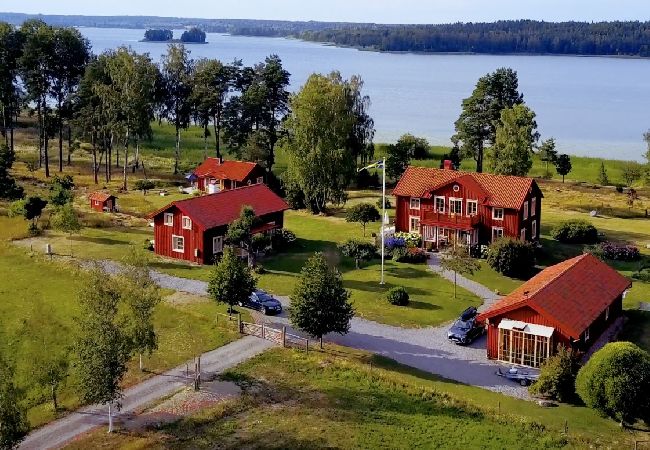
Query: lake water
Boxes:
[{"xmin": 80, "ymin": 27, "xmax": 650, "ymax": 161}]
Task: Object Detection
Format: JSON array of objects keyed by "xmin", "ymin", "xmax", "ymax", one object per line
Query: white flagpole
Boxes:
[{"xmin": 381, "ymin": 157, "xmax": 386, "ymax": 285}]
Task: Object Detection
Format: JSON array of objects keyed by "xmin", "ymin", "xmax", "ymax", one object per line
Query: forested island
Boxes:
[
  {"xmin": 1, "ymin": 12, "xmax": 649, "ymax": 57},
  {"xmin": 142, "ymin": 27, "xmax": 206, "ymax": 43}
]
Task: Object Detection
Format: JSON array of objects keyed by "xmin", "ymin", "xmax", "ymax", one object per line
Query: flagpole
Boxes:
[{"xmin": 381, "ymin": 157, "xmax": 386, "ymax": 285}]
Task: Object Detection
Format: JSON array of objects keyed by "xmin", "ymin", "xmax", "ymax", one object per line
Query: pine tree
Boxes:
[{"xmin": 597, "ymin": 161, "xmax": 610, "ymax": 186}]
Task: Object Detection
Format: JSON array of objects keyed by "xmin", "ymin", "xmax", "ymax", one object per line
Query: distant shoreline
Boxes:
[{"xmin": 140, "ymin": 39, "xmax": 208, "ymax": 44}]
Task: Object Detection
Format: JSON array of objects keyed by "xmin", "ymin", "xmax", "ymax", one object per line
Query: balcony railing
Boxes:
[{"xmin": 421, "ymin": 210, "xmax": 481, "ymax": 229}]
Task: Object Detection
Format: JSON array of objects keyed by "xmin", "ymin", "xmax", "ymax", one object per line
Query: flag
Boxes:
[{"xmin": 359, "ymin": 159, "xmax": 385, "ymax": 172}]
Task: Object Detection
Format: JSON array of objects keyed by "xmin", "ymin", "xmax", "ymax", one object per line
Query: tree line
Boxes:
[
  {"xmin": 299, "ymin": 20, "xmax": 650, "ymax": 57},
  {"xmin": 143, "ymin": 28, "xmax": 207, "ymax": 43}
]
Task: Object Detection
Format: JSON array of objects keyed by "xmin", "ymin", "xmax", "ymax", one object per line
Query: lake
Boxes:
[{"xmin": 80, "ymin": 27, "xmax": 650, "ymax": 161}]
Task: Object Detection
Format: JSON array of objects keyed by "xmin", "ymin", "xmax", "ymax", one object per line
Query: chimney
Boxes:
[
  {"xmin": 443, "ymin": 160, "xmax": 454, "ymax": 170},
  {"xmin": 217, "ymin": 156, "xmax": 223, "ymax": 165}
]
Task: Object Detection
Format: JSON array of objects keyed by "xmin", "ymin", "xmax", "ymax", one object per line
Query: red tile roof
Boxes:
[
  {"xmin": 393, "ymin": 167, "xmax": 538, "ymax": 209},
  {"xmin": 477, "ymin": 254, "xmax": 632, "ymax": 339},
  {"xmin": 89, "ymin": 192, "xmax": 115, "ymax": 202},
  {"xmin": 194, "ymin": 158, "xmax": 259, "ymax": 182},
  {"xmin": 147, "ymin": 184, "xmax": 289, "ymax": 231}
]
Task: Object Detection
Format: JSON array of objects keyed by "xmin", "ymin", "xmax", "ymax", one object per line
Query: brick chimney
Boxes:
[{"xmin": 443, "ymin": 160, "xmax": 454, "ymax": 170}]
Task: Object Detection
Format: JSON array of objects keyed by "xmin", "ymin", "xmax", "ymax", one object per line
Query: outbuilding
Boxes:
[
  {"xmin": 146, "ymin": 184, "xmax": 289, "ymax": 265},
  {"xmin": 191, "ymin": 157, "xmax": 266, "ymax": 193},
  {"xmin": 477, "ymin": 253, "xmax": 631, "ymax": 368},
  {"xmin": 89, "ymin": 192, "xmax": 118, "ymax": 213}
]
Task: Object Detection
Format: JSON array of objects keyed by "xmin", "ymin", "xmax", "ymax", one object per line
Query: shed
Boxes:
[{"xmin": 89, "ymin": 192, "xmax": 118, "ymax": 213}]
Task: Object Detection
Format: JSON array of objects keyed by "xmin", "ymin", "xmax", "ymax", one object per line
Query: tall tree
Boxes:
[
  {"xmin": 488, "ymin": 104, "xmax": 539, "ymax": 176},
  {"xmin": 161, "ymin": 44, "xmax": 194, "ymax": 174},
  {"xmin": 597, "ymin": 161, "xmax": 610, "ymax": 186},
  {"xmin": 284, "ymin": 72, "xmax": 358, "ymax": 213},
  {"xmin": 0, "ymin": 143, "xmax": 23, "ymax": 199},
  {"xmin": 344, "ymin": 75, "xmax": 375, "ymax": 166},
  {"xmin": 49, "ymin": 27, "xmax": 91, "ymax": 172},
  {"xmin": 225, "ymin": 206, "xmax": 259, "ymax": 267},
  {"xmin": 207, "ymin": 248, "xmax": 257, "ymax": 315},
  {"xmin": 0, "ymin": 346, "xmax": 28, "ymax": 449},
  {"xmin": 555, "ymin": 154, "xmax": 572, "ymax": 183},
  {"xmin": 0, "ymin": 22, "xmax": 24, "ymax": 152},
  {"xmin": 453, "ymin": 68, "xmax": 524, "ymax": 172},
  {"xmin": 538, "ymin": 138, "xmax": 557, "ymax": 178},
  {"xmin": 191, "ymin": 58, "xmax": 234, "ymax": 159},
  {"xmin": 74, "ymin": 267, "xmax": 130, "ymax": 433},
  {"xmin": 643, "ymin": 130, "xmax": 650, "ymax": 164},
  {"xmin": 289, "ymin": 252, "xmax": 354, "ymax": 349},
  {"xmin": 439, "ymin": 246, "xmax": 480, "ymax": 299}
]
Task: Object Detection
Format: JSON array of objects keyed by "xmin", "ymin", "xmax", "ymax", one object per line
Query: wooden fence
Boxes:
[{"xmin": 215, "ymin": 311, "xmax": 310, "ymax": 351}]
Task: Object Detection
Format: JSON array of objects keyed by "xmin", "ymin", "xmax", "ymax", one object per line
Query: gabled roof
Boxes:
[
  {"xmin": 89, "ymin": 192, "xmax": 116, "ymax": 202},
  {"xmin": 194, "ymin": 158, "xmax": 260, "ymax": 182},
  {"xmin": 147, "ymin": 184, "xmax": 289, "ymax": 231},
  {"xmin": 477, "ymin": 254, "xmax": 632, "ymax": 339},
  {"xmin": 393, "ymin": 167, "xmax": 540, "ymax": 209}
]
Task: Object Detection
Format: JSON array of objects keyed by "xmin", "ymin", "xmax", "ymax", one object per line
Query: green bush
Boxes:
[
  {"xmin": 376, "ymin": 197, "xmax": 392, "ymax": 210},
  {"xmin": 386, "ymin": 286, "xmax": 410, "ymax": 306},
  {"xmin": 486, "ymin": 238, "xmax": 535, "ymax": 278},
  {"xmin": 338, "ymin": 239, "xmax": 376, "ymax": 269},
  {"xmin": 551, "ymin": 220, "xmax": 598, "ymax": 244},
  {"xmin": 529, "ymin": 346, "xmax": 580, "ymax": 403},
  {"xmin": 575, "ymin": 342, "xmax": 650, "ymax": 426},
  {"xmin": 394, "ymin": 232, "xmax": 421, "ymax": 248},
  {"xmin": 134, "ymin": 179, "xmax": 155, "ymax": 194}
]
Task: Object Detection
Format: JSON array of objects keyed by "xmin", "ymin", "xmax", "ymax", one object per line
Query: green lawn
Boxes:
[{"xmin": 68, "ymin": 346, "xmax": 637, "ymax": 449}]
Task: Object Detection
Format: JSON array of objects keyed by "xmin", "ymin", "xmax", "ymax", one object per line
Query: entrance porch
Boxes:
[
  {"xmin": 497, "ymin": 319, "xmax": 554, "ymax": 368},
  {"xmin": 422, "ymin": 225, "xmax": 478, "ymax": 250}
]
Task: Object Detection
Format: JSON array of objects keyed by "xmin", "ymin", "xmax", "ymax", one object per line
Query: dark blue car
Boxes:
[
  {"xmin": 447, "ymin": 307, "xmax": 484, "ymax": 345},
  {"xmin": 239, "ymin": 290, "xmax": 283, "ymax": 315}
]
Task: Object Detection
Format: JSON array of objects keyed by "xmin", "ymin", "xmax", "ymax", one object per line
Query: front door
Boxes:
[{"xmin": 213, "ymin": 236, "xmax": 223, "ymax": 254}]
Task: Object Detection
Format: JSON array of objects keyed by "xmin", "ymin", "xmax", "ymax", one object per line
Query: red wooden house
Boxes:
[
  {"xmin": 147, "ymin": 184, "xmax": 289, "ymax": 265},
  {"xmin": 477, "ymin": 254, "xmax": 631, "ymax": 368},
  {"xmin": 190, "ymin": 157, "xmax": 266, "ymax": 193},
  {"xmin": 89, "ymin": 192, "xmax": 118, "ymax": 213},
  {"xmin": 393, "ymin": 167, "xmax": 543, "ymax": 248}
]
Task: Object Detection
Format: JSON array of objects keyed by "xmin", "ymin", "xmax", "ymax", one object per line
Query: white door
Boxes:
[{"xmin": 213, "ymin": 236, "xmax": 223, "ymax": 254}]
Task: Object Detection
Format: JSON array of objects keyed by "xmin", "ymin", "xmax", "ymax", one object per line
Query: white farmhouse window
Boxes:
[
  {"xmin": 449, "ymin": 198, "xmax": 462, "ymax": 215},
  {"xmin": 605, "ymin": 306, "xmax": 610, "ymax": 321},
  {"xmin": 492, "ymin": 227, "xmax": 504, "ymax": 241},
  {"xmin": 584, "ymin": 327, "xmax": 590, "ymax": 342},
  {"xmin": 532, "ymin": 220, "xmax": 537, "ymax": 239},
  {"xmin": 492, "ymin": 208, "xmax": 504, "ymax": 220},
  {"xmin": 520, "ymin": 228, "xmax": 526, "ymax": 241},
  {"xmin": 531, "ymin": 197, "xmax": 536, "ymax": 217},
  {"xmin": 182, "ymin": 216, "xmax": 192, "ymax": 230},
  {"xmin": 466, "ymin": 200, "xmax": 478, "ymax": 216},
  {"xmin": 523, "ymin": 201, "xmax": 529, "ymax": 220},
  {"xmin": 172, "ymin": 235, "xmax": 185, "ymax": 253},
  {"xmin": 435, "ymin": 196, "xmax": 445, "ymax": 213},
  {"xmin": 257, "ymin": 176, "xmax": 264, "ymax": 184},
  {"xmin": 410, "ymin": 198, "xmax": 421, "ymax": 210},
  {"xmin": 409, "ymin": 216, "xmax": 421, "ymax": 233},
  {"xmin": 164, "ymin": 213, "xmax": 174, "ymax": 226},
  {"xmin": 213, "ymin": 236, "xmax": 223, "ymax": 254}
]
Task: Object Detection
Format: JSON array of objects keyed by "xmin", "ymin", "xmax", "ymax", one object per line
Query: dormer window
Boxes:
[
  {"xmin": 492, "ymin": 208, "xmax": 504, "ymax": 220},
  {"xmin": 410, "ymin": 198, "xmax": 421, "ymax": 210}
]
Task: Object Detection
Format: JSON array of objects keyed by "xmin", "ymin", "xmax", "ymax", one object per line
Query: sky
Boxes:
[{"xmin": 2, "ymin": 0, "xmax": 650, "ymax": 24}]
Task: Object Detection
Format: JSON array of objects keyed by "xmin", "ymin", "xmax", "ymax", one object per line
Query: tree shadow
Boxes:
[
  {"xmin": 72, "ymin": 236, "xmax": 127, "ymax": 246},
  {"xmin": 343, "ymin": 279, "xmax": 429, "ymax": 296},
  {"xmin": 407, "ymin": 300, "xmax": 442, "ymax": 311}
]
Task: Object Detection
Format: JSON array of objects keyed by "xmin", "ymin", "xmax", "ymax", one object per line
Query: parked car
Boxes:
[
  {"xmin": 239, "ymin": 290, "xmax": 283, "ymax": 315},
  {"xmin": 447, "ymin": 306, "xmax": 484, "ymax": 345}
]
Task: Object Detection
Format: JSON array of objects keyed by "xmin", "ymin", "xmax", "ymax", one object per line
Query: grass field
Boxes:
[{"xmin": 68, "ymin": 346, "xmax": 638, "ymax": 449}]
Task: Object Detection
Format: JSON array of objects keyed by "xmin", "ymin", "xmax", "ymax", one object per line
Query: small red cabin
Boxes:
[
  {"xmin": 89, "ymin": 192, "xmax": 118, "ymax": 213},
  {"xmin": 477, "ymin": 254, "xmax": 631, "ymax": 368},
  {"xmin": 146, "ymin": 184, "xmax": 289, "ymax": 265},
  {"xmin": 393, "ymin": 167, "xmax": 543, "ymax": 249},
  {"xmin": 191, "ymin": 157, "xmax": 266, "ymax": 193}
]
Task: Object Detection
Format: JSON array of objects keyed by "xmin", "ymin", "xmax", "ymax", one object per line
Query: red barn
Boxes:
[
  {"xmin": 89, "ymin": 192, "xmax": 118, "ymax": 213},
  {"xmin": 477, "ymin": 254, "xmax": 631, "ymax": 368},
  {"xmin": 191, "ymin": 157, "xmax": 266, "ymax": 193},
  {"xmin": 147, "ymin": 184, "xmax": 289, "ymax": 265},
  {"xmin": 392, "ymin": 167, "xmax": 543, "ymax": 248}
]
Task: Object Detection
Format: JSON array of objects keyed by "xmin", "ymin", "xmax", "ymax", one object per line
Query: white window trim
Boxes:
[
  {"xmin": 492, "ymin": 227, "xmax": 504, "ymax": 241},
  {"xmin": 466, "ymin": 200, "xmax": 478, "ymax": 216},
  {"xmin": 410, "ymin": 197, "xmax": 421, "ymax": 210},
  {"xmin": 449, "ymin": 197, "xmax": 463, "ymax": 215},
  {"xmin": 172, "ymin": 235, "xmax": 185, "ymax": 253},
  {"xmin": 409, "ymin": 216, "xmax": 421, "ymax": 234},
  {"xmin": 164, "ymin": 213, "xmax": 174, "ymax": 227},
  {"xmin": 584, "ymin": 327, "xmax": 590, "ymax": 341},
  {"xmin": 531, "ymin": 197, "xmax": 536, "ymax": 217},
  {"xmin": 213, "ymin": 236, "xmax": 223, "ymax": 254},
  {"xmin": 523, "ymin": 201, "xmax": 529, "ymax": 220},
  {"xmin": 532, "ymin": 220, "xmax": 537, "ymax": 239},
  {"xmin": 182, "ymin": 216, "xmax": 192, "ymax": 230},
  {"xmin": 605, "ymin": 307, "xmax": 610, "ymax": 321},
  {"xmin": 520, "ymin": 228, "xmax": 526, "ymax": 241},
  {"xmin": 434, "ymin": 196, "xmax": 445, "ymax": 213},
  {"xmin": 492, "ymin": 208, "xmax": 504, "ymax": 221},
  {"xmin": 257, "ymin": 176, "xmax": 264, "ymax": 184}
]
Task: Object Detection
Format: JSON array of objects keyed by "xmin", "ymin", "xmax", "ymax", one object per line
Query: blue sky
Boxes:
[{"xmin": 2, "ymin": 0, "xmax": 649, "ymax": 23}]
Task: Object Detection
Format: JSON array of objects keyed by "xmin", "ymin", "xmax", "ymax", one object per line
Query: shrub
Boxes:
[
  {"xmin": 143, "ymin": 239, "xmax": 154, "ymax": 251},
  {"xmin": 338, "ymin": 239, "xmax": 377, "ymax": 268},
  {"xmin": 134, "ymin": 179, "xmax": 155, "ymax": 194},
  {"xmin": 529, "ymin": 346, "xmax": 580, "ymax": 403},
  {"xmin": 394, "ymin": 232, "xmax": 421, "ymax": 248},
  {"xmin": 271, "ymin": 229, "xmax": 296, "ymax": 251},
  {"xmin": 632, "ymin": 267, "xmax": 650, "ymax": 283},
  {"xmin": 284, "ymin": 184, "xmax": 306, "ymax": 210},
  {"xmin": 599, "ymin": 242, "xmax": 640, "ymax": 261},
  {"xmin": 575, "ymin": 342, "xmax": 650, "ymax": 425},
  {"xmin": 253, "ymin": 264, "xmax": 267, "ymax": 274},
  {"xmin": 376, "ymin": 197, "xmax": 392, "ymax": 210},
  {"xmin": 486, "ymin": 238, "xmax": 535, "ymax": 278},
  {"xmin": 551, "ymin": 220, "xmax": 598, "ymax": 244},
  {"xmin": 393, "ymin": 247, "xmax": 428, "ymax": 264},
  {"xmin": 385, "ymin": 236, "xmax": 406, "ymax": 250},
  {"xmin": 615, "ymin": 184, "xmax": 624, "ymax": 193},
  {"xmin": 386, "ymin": 286, "xmax": 410, "ymax": 306},
  {"xmin": 469, "ymin": 244, "xmax": 489, "ymax": 259}
]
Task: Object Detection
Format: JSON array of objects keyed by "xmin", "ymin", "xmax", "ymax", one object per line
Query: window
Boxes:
[
  {"xmin": 492, "ymin": 208, "xmax": 504, "ymax": 220},
  {"xmin": 449, "ymin": 198, "xmax": 462, "ymax": 215},
  {"xmin": 409, "ymin": 216, "xmax": 420, "ymax": 233},
  {"xmin": 492, "ymin": 227, "xmax": 504, "ymax": 241},
  {"xmin": 584, "ymin": 327, "xmax": 590, "ymax": 342},
  {"xmin": 523, "ymin": 201, "xmax": 529, "ymax": 220},
  {"xmin": 531, "ymin": 197, "xmax": 536, "ymax": 217},
  {"xmin": 605, "ymin": 306, "xmax": 610, "ymax": 321},
  {"xmin": 172, "ymin": 235, "xmax": 184, "ymax": 253},
  {"xmin": 257, "ymin": 176, "xmax": 264, "ymax": 184},
  {"xmin": 182, "ymin": 216, "xmax": 192, "ymax": 230},
  {"xmin": 410, "ymin": 198, "xmax": 421, "ymax": 210},
  {"xmin": 435, "ymin": 196, "xmax": 445, "ymax": 213},
  {"xmin": 520, "ymin": 228, "xmax": 526, "ymax": 241},
  {"xmin": 466, "ymin": 200, "xmax": 478, "ymax": 216},
  {"xmin": 532, "ymin": 220, "xmax": 537, "ymax": 239},
  {"xmin": 164, "ymin": 213, "xmax": 174, "ymax": 226},
  {"xmin": 213, "ymin": 236, "xmax": 223, "ymax": 254}
]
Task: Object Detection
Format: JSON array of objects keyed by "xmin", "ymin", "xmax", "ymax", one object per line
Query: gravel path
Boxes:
[{"xmin": 20, "ymin": 336, "xmax": 273, "ymax": 450}]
